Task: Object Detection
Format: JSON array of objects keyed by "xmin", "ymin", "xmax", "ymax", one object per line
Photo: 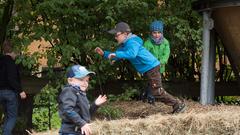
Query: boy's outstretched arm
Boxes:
[
  {"xmin": 90, "ymin": 95, "xmax": 107, "ymax": 115},
  {"xmin": 94, "ymin": 47, "xmax": 119, "ymax": 62},
  {"xmin": 95, "ymin": 47, "xmax": 110, "ymax": 59}
]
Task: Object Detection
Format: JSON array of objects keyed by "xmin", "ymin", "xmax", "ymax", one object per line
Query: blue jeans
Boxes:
[{"xmin": 0, "ymin": 90, "xmax": 18, "ymax": 135}]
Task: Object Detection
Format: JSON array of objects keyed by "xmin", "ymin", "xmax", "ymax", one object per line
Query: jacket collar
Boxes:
[
  {"xmin": 123, "ymin": 33, "xmax": 137, "ymax": 44},
  {"xmin": 65, "ymin": 84, "xmax": 86, "ymax": 95}
]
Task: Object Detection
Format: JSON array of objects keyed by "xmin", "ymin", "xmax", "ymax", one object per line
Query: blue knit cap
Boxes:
[{"xmin": 150, "ymin": 20, "xmax": 164, "ymax": 33}]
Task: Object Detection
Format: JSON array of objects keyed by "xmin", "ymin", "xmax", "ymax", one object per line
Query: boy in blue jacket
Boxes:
[
  {"xmin": 58, "ymin": 65, "xmax": 107, "ymax": 135},
  {"xmin": 95, "ymin": 22, "xmax": 186, "ymax": 114}
]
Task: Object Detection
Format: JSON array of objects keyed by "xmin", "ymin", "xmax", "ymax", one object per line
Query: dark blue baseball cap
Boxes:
[{"xmin": 67, "ymin": 65, "xmax": 95, "ymax": 78}]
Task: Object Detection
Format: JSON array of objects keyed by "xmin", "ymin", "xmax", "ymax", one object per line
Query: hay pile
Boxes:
[
  {"xmin": 91, "ymin": 103, "xmax": 240, "ymax": 135},
  {"xmin": 34, "ymin": 101, "xmax": 240, "ymax": 135}
]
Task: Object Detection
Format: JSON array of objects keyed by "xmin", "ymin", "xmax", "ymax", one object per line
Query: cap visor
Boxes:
[
  {"xmin": 87, "ymin": 71, "xmax": 95, "ymax": 76},
  {"xmin": 108, "ymin": 29, "xmax": 117, "ymax": 34},
  {"xmin": 74, "ymin": 71, "xmax": 95, "ymax": 78}
]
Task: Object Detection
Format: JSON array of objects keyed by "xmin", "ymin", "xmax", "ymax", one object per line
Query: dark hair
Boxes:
[
  {"xmin": 125, "ymin": 31, "xmax": 131, "ymax": 35},
  {"xmin": 3, "ymin": 39, "xmax": 13, "ymax": 54}
]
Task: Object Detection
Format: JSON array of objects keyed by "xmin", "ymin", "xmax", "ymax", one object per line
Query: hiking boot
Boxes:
[
  {"xmin": 172, "ymin": 102, "xmax": 186, "ymax": 114},
  {"xmin": 147, "ymin": 96, "xmax": 155, "ymax": 105},
  {"xmin": 141, "ymin": 91, "xmax": 147, "ymax": 103},
  {"xmin": 141, "ymin": 92, "xmax": 155, "ymax": 105}
]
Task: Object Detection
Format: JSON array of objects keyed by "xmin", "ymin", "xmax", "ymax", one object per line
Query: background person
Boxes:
[
  {"xmin": 143, "ymin": 20, "xmax": 171, "ymax": 104},
  {"xmin": 0, "ymin": 39, "xmax": 27, "ymax": 135}
]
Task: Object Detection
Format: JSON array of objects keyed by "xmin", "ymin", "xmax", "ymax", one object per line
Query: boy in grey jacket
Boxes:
[{"xmin": 58, "ymin": 65, "xmax": 107, "ymax": 135}]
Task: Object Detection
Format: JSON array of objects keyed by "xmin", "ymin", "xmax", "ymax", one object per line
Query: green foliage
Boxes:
[
  {"xmin": 216, "ymin": 96, "xmax": 240, "ymax": 105},
  {"xmin": 15, "ymin": 52, "xmax": 41, "ymax": 71},
  {"xmin": 108, "ymin": 85, "xmax": 139, "ymax": 102},
  {"xmin": 32, "ymin": 107, "xmax": 50, "ymax": 131},
  {"xmin": 32, "ymin": 85, "xmax": 60, "ymax": 131},
  {"xmin": 34, "ymin": 85, "xmax": 58, "ymax": 106},
  {"xmin": 97, "ymin": 104, "xmax": 123, "ymax": 120},
  {"xmin": 7, "ymin": 0, "xmax": 205, "ymax": 82},
  {"xmin": 32, "ymin": 108, "xmax": 61, "ymax": 132},
  {"xmin": 222, "ymin": 96, "xmax": 239, "ymax": 102},
  {"xmin": 0, "ymin": 0, "xmax": 212, "ymax": 82}
]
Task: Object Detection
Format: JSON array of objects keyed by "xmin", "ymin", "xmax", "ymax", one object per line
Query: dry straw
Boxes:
[
  {"xmin": 33, "ymin": 102, "xmax": 240, "ymax": 135},
  {"xmin": 92, "ymin": 106, "xmax": 240, "ymax": 135}
]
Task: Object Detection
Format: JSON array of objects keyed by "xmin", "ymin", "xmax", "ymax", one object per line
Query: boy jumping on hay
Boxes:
[{"xmin": 95, "ymin": 22, "xmax": 186, "ymax": 114}]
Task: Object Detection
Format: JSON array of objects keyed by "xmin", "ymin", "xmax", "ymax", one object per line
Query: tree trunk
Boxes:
[{"xmin": 0, "ymin": 0, "xmax": 14, "ymax": 53}]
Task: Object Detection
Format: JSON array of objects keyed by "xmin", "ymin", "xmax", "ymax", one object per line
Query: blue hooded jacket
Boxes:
[{"xmin": 103, "ymin": 34, "xmax": 160, "ymax": 74}]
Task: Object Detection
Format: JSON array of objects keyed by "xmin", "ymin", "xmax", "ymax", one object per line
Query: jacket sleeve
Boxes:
[
  {"xmin": 59, "ymin": 89, "xmax": 87, "ymax": 127},
  {"xmin": 89, "ymin": 102, "xmax": 99, "ymax": 116},
  {"xmin": 5, "ymin": 57, "xmax": 22, "ymax": 93},
  {"xmin": 103, "ymin": 50, "xmax": 120, "ymax": 61},
  {"xmin": 115, "ymin": 41, "xmax": 140, "ymax": 59},
  {"xmin": 143, "ymin": 40, "xmax": 153, "ymax": 51},
  {"xmin": 161, "ymin": 42, "xmax": 170, "ymax": 64},
  {"xmin": 103, "ymin": 51, "xmax": 111, "ymax": 59}
]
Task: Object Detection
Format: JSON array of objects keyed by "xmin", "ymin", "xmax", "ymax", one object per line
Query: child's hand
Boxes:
[
  {"xmin": 95, "ymin": 95, "xmax": 107, "ymax": 106},
  {"xmin": 81, "ymin": 123, "xmax": 92, "ymax": 135},
  {"xmin": 95, "ymin": 47, "xmax": 104, "ymax": 56},
  {"xmin": 108, "ymin": 53, "xmax": 116, "ymax": 59},
  {"xmin": 20, "ymin": 91, "xmax": 27, "ymax": 99},
  {"xmin": 110, "ymin": 60, "xmax": 116, "ymax": 65}
]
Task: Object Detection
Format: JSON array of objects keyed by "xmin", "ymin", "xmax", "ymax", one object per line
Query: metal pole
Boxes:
[
  {"xmin": 200, "ymin": 11, "xmax": 214, "ymax": 105},
  {"xmin": 207, "ymin": 30, "xmax": 216, "ymax": 104}
]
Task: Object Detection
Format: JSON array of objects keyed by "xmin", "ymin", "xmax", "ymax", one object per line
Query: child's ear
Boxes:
[{"xmin": 67, "ymin": 78, "xmax": 73, "ymax": 83}]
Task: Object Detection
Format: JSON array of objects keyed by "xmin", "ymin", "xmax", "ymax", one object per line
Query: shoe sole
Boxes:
[{"xmin": 172, "ymin": 104, "xmax": 187, "ymax": 114}]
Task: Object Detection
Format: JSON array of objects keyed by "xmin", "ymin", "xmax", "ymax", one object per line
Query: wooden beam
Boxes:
[{"xmin": 101, "ymin": 80, "xmax": 240, "ymax": 97}]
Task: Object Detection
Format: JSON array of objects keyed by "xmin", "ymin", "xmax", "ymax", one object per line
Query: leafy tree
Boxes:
[
  {"xmin": 0, "ymin": 0, "xmax": 14, "ymax": 50},
  {"xmin": 1, "ymin": 0, "xmax": 203, "ymax": 81}
]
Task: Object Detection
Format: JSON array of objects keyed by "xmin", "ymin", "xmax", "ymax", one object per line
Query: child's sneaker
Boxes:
[{"xmin": 172, "ymin": 102, "xmax": 186, "ymax": 114}]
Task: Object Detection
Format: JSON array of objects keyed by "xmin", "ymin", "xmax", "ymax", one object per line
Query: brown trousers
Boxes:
[{"xmin": 144, "ymin": 65, "xmax": 179, "ymax": 106}]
